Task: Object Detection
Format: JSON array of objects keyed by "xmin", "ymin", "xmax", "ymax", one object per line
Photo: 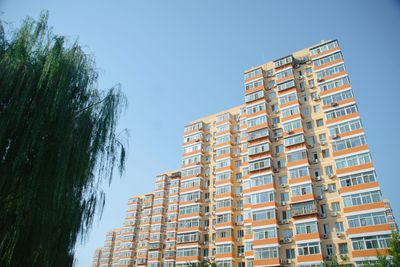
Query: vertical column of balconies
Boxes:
[
  {"xmin": 243, "ymin": 67, "xmax": 280, "ymax": 267},
  {"xmin": 164, "ymin": 172, "xmax": 181, "ymax": 267},
  {"xmin": 92, "ymin": 248, "xmax": 102, "ymax": 267},
  {"xmin": 310, "ymin": 40, "xmax": 392, "ymax": 266},
  {"xmin": 136, "ymin": 193, "xmax": 154, "ymax": 266},
  {"xmin": 176, "ymin": 122, "xmax": 206, "ymax": 266},
  {"xmin": 213, "ymin": 112, "xmax": 243, "ymax": 267},
  {"xmin": 118, "ymin": 197, "xmax": 142, "ymax": 266},
  {"xmin": 100, "ymin": 230, "xmax": 117, "ymax": 267},
  {"xmin": 147, "ymin": 175, "xmax": 170, "ymax": 267},
  {"xmin": 111, "ymin": 230, "xmax": 122, "ymax": 266}
]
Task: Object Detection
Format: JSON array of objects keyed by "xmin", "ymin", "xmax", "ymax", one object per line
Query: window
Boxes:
[
  {"xmin": 244, "ymin": 68, "xmax": 262, "ymax": 80},
  {"xmin": 254, "ymin": 246, "xmax": 279, "ymax": 259},
  {"xmin": 286, "ymin": 249, "xmax": 295, "ymax": 259},
  {"xmin": 279, "ymin": 92, "xmax": 297, "ymax": 105},
  {"xmin": 352, "ymin": 235, "xmax": 391, "ymax": 250},
  {"xmin": 283, "ymin": 119, "xmax": 302, "ymax": 132},
  {"xmin": 322, "ymin": 89, "xmax": 353, "ymax": 105},
  {"xmin": 176, "ymin": 247, "xmax": 199, "ymax": 257},
  {"xmin": 326, "ymin": 244, "xmax": 334, "ymax": 256},
  {"xmin": 347, "ymin": 212, "xmax": 388, "ymax": 228},
  {"xmin": 329, "ymin": 119, "xmax": 362, "ymax": 137},
  {"xmin": 297, "ymin": 242, "xmax": 321, "ymax": 255},
  {"xmin": 336, "ymin": 222, "xmax": 344, "ymax": 233},
  {"xmin": 245, "ymin": 79, "xmax": 264, "ymax": 91},
  {"xmin": 316, "ymin": 119, "xmax": 324, "ymax": 127},
  {"xmin": 245, "ymin": 90, "xmax": 265, "ymax": 103},
  {"xmin": 251, "ymin": 174, "xmax": 273, "ymax": 187},
  {"xmin": 251, "ymin": 191, "xmax": 275, "ymax": 204},
  {"xmin": 332, "ymin": 202, "xmax": 340, "ymax": 212},
  {"xmin": 313, "ymin": 52, "xmax": 342, "ymax": 67},
  {"xmin": 248, "ymin": 142, "xmax": 270, "ymax": 156},
  {"xmin": 339, "ymin": 171, "xmax": 376, "ymax": 187},
  {"xmin": 281, "ymin": 105, "xmax": 300, "ymax": 118},
  {"xmin": 296, "ymin": 221, "xmax": 318, "ymax": 234},
  {"xmin": 343, "ymin": 190, "xmax": 382, "ymax": 207},
  {"xmin": 216, "ymin": 159, "xmax": 231, "ymax": 169},
  {"xmin": 249, "ymin": 158, "xmax": 271, "ymax": 171},
  {"xmin": 253, "ymin": 227, "xmax": 277, "ymax": 240},
  {"xmin": 287, "ymin": 150, "xmax": 307, "ymax": 162},
  {"xmin": 177, "ymin": 232, "xmax": 199, "ymax": 243},
  {"xmin": 246, "ymin": 102, "xmax": 266, "ymax": 115},
  {"xmin": 252, "ymin": 208, "xmax": 275, "ymax": 221},
  {"xmin": 277, "ymin": 80, "xmax": 295, "ymax": 91},
  {"xmin": 274, "ymin": 56, "xmax": 293, "ymax": 68},
  {"xmin": 313, "ymin": 105, "xmax": 321, "ymax": 113},
  {"xmin": 326, "ymin": 104, "xmax": 357, "ymax": 120},
  {"xmin": 291, "ymin": 183, "xmax": 312, "ymax": 196},
  {"xmin": 276, "ymin": 68, "xmax": 293, "ymax": 79},
  {"xmin": 319, "ymin": 76, "xmax": 350, "ymax": 92},
  {"xmin": 339, "ymin": 243, "xmax": 348, "ymax": 254},
  {"xmin": 247, "ymin": 115, "xmax": 267, "ymax": 128},
  {"xmin": 332, "ymin": 135, "xmax": 366, "ymax": 151},
  {"xmin": 310, "ymin": 40, "xmax": 339, "ymax": 55},
  {"xmin": 284, "ymin": 134, "xmax": 305, "ymax": 147},
  {"xmin": 216, "ymin": 244, "xmax": 233, "ymax": 254},
  {"xmin": 306, "ymin": 121, "xmax": 313, "ymax": 130},
  {"xmin": 335, "ymin": 152, "xmax": 372, "ymax": 169},
  {"xmin": 248, "ymin": 128, "xmax": 269, "ymax": 140},
  {"xmin": 316, "ymin": 64, "xmax": 345, "ymax": 80},
  {"xmin": 322, "ymin": 149, "xmax": 330, "ymax": 158},
  {"xmin": 289, "ymin": 166, "xmax": 309, "ymax": 179},
  {"xmin": 179, "ymin": 204, "xmax": 200, "ymax": 215}
]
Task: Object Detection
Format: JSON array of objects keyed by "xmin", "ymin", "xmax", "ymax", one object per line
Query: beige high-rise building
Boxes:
[{"xmin": 93, "ymin": 40, "xmax": 397, "ymax": 267}]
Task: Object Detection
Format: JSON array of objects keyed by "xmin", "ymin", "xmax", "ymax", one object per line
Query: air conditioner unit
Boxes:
[
  {"xmin": 318, "ymin": 78, "xmax": 325, "ymax": 82},
  {"xmin": 317, "ymin": 195, "xmax": 323, "ymax": 200},
  {"xmin": 275, "ymin": 110, "xmax": 280, "ymax": 114},
  {"xmin": 204, "ymin": 226, "xmax": 209, "ymax": 230},
  {"xmin": 238, "ymin": 252, "xmax": 244, "ymax": 257},
  {"xmin": 312, "ymin": 95, "xmax": 320, "ymax": 101},
  {"xmin": 272, "ymin": 123, "xmax": 277, "ymax": 128},
  {"xmin": 331, "ymin": 211, "xmax": 338, "ymax": 217},
  {"xmin": 307, "ymin": 144, "xmax": 314, "ymax": 149},
  {"xmin": 310, "ymin": 84, "xmax": 315, "ymax": 89},
  {"xmin": 281, "ymin": 201, "xmax": 286, "ymax": 206},
  {"xmin": 323, "ymin": 186, "xmax": 329, "ymax": 191},
  {"xmin": 328, "ymin": 173, "xmax": 335, "ymax": 178},
  {"xmin": 273, "ymin": 168, "xmax": 280, "ymax": 173},
  {"xmin": 307, "ymin": 72, "xmax": 312, "ymax": 77},
  {"xmin": 315, "ymin": 176, "xmax": 321, "ymax": 181},
  {"xmin": 337, "ymin": 232, "xmax": 343, "ymax": 238},
  {"xmin": 331, "ymin": 102, "xmax": 339, "ymax": 107},
  {"xmin": 323, "ymin": 234, "xmax": 329, "ymax": 239},
  {"xmin": 320, "ymin": 213, "xmax": 327, "ymax": 219},
  {"xmin": 313, "ymin": 159, "xmax": 319, "ymax": 164}
]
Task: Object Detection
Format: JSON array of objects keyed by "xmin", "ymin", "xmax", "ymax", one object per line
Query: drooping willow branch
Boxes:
[{"xmin": 0, "ymin": 11, "xmax": 128, "ymax": 267}]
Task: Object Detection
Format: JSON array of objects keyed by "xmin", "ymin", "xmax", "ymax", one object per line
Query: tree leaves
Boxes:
[{"xmin": 0, "ymin": 11, "xmax": 127, "ymax": 267}]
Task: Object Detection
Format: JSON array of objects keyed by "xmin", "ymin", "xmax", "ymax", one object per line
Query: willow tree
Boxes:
[{"xmin": 0, "ymin": 12, "xmax": 127, "ymax": 267}]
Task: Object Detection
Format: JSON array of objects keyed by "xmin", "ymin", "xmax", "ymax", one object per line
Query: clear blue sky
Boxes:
[{"xmin": 1, "ymin": 1, "xmax": 400, "ymax": 266}]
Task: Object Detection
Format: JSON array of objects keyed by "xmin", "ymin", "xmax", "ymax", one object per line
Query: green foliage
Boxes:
[
  {"xmin": 0, "ymin": 12, "xmax": 127, "ymax": 267},
  {"xmin": 390, "ymin": 231, "xmax": 400, "ymax": 267}
]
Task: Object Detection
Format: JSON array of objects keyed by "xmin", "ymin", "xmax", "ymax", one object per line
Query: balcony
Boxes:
[{"xmin": 291, "ymin": 201, "xmax": 318, "ymax": 217}]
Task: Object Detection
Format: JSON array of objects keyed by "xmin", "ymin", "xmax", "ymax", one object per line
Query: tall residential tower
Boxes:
[{"xmin": 93, "ymin": 40, "xmax": 396, "ymax": 267}]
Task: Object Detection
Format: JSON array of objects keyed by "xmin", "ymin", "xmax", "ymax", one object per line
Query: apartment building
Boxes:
[{"xmin": 93, "ymin": 40, "xmax": 396, "ymax": 267}]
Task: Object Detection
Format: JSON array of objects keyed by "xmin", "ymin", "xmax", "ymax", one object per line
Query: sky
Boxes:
[{"xmin": 1, "ymin": 0, "xmax": 400, "ymax": 266}]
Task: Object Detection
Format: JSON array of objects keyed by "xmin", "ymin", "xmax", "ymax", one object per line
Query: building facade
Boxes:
[{"xmin": 93, "ymin": 40, "xmax": 396, "ymax": 267}]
